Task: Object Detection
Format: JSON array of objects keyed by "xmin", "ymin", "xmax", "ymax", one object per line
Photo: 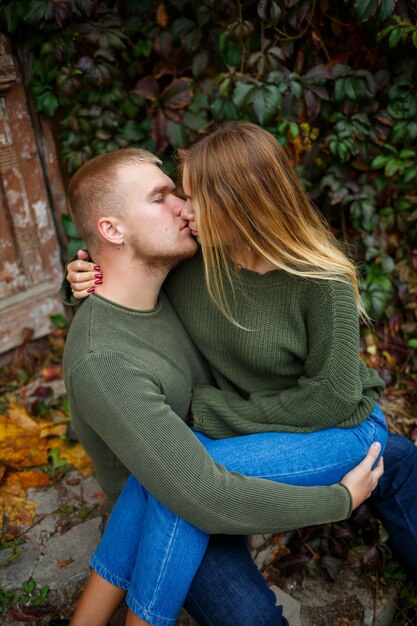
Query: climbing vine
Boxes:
[{"xmin": 2, "ymin": 0, "xmax": 417, "ymax": 398}]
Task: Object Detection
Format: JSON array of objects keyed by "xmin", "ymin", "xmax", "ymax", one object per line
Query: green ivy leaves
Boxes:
[{"xmin": 3, "ymin": 0, "xmax": 417, "ymax": 362}]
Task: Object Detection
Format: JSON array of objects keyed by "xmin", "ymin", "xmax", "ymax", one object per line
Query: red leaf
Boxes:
[
  {"xmin": 133, "ymin": 77, "xmax": 159, "ymax": 100},
  {"xmin": 152, "ymin": 110, "xmax": 168, "ymax": 153},
  {"xmin": 57, "ymin": 558, "xmax": 74, "ymax": 568},
  {"xmin": 161, "ymin": 78, "xmax": 193, "ymax": 110},
  {"xmin": 154, "ymin": 31, "xmax": 174, "ymax": 61},
  {"xmin": 164, "ymin": 107, "xmax": 182, "ymax": 123},
  {"xmin": 10, "ymin": 608, "xmax": 38, "ymax": 622},
  {"xmin": 40, "ymin": 367, "xmax": 61, "ymax": 382},
  {"xmin": 32, "ymin": 385, "xmax": 53, "ymax": 398}
]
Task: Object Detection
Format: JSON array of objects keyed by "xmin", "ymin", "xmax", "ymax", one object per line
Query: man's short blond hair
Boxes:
[{"xmin": 67, "ymin": 148, "xmax": 161, "ymax": 253}]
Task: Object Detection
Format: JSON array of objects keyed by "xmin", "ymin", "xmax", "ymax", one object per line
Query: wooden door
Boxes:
[{"xmin": 0, "ymin": 34, "xmax": 64, "ymax": 355}]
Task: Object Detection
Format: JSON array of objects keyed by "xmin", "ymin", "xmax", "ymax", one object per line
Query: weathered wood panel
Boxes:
[{"xmin": 0, "ymin": 34, "xmax": 64, "ymax": 354}]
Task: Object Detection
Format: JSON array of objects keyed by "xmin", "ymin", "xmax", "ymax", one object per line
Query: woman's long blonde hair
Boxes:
[{"xmin": 178, "ymin": 122, "xmax": 367, "ymax": 322}]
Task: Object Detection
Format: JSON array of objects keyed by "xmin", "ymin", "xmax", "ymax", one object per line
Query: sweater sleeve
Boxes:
[
  {"xmin": 191, "ymin": 280, "xmax": 384, "ymax": 438},
  {"xmin": 59, "ymin": 253, "xmax": 92, "ymax": 306},
  {"xmin": 60, "ymin": 275, "xmax": 79, "ymax": 306},
  {"xmin": 68, "ymin": 351, "xmax": 352, "ymax": 535}
]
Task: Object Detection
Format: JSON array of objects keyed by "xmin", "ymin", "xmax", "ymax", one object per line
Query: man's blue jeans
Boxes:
[
  {"xmin": 184, "ymin": 534, "xmax": 289, "ymax": 626},
  {"xmin": 369, "ymin": 432, "xmax": 417, "ymax": 582},
  {"xmin": 90, "ymin": 404, "xmax": 387, "ymax": 625}
]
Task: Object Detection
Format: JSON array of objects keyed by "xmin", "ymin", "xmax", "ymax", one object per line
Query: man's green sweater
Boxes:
[
  {"xmin": 165, "ymin": 253, "xmax": 385, "ymax": 438},
  {"xmin": 63, "ymin": 291, "xmax": 352, "ymax": 534}
]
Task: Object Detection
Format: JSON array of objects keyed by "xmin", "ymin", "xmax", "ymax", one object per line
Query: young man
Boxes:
[{"xmin": 62, "ymin": 148, "xmax": 385, "ymax": 626}]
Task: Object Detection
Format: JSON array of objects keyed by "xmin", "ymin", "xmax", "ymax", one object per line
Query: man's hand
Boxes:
[
  {"xmin": 67, "ymin": 249, "xmax": 99, "ymax": 299},
  {"xmin": 340, "ymin": 442, "xmax": 384, "ymax": 510}
]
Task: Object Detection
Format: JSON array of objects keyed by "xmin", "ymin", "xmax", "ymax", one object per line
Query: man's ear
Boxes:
[{"xmin": 97, "ymin": 217, "xmax": 125, "ymax": 246}]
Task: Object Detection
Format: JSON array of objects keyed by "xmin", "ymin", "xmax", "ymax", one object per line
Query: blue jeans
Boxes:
[
  {"xmin": 91, "ymin": 404, "xmax": 387, "ymax": 625},
  {"xmin": 369, "ymin": 433, "xmax": 417, "ymax": 582},
  {"xmin": 186, "ymin": 432, "xmax": 417, "ymax": 626},
  {"xmin": 184, "ymin": 534, "xmax": 289, "ymax": 625}
]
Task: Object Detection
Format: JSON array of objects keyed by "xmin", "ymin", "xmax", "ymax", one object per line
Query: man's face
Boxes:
[{"xmin": 120, "ymin": 163, "xmax": 197, "ymax": 265}]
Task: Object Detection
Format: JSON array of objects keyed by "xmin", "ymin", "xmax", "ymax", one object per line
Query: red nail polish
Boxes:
[
  {"xmin": 95, "ymin": 274, "xmax": 103, "ymax": 279},
  {"xmin": 93, "ymin": 265, "xmax": 101, "ymax": 271},
  {"xmin": 87, "ymin": 287, "xmax": 95, "ymax": 293},
  {"xmin": 95, "ymin": 280, "xmax": 103, "ymax": 285}
]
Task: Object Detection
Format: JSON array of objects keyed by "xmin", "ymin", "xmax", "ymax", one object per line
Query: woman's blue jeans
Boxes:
[{"xmin": 90, "ymin": 404, "xmax": 387, "ymax": 625}]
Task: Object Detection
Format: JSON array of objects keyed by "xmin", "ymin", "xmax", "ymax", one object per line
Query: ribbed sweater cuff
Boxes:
[
  {"xmin": 192, "ymin": 389, "xmax": 233, "ymax": 438},
  {"xmin": 337, "ymin": 482, "xmax": 353, "ymax": 517}
]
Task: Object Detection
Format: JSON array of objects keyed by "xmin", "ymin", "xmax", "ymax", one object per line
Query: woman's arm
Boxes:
[{"xmin": 61, "ymin": 250, "xmax": 97, "ymax": 305}]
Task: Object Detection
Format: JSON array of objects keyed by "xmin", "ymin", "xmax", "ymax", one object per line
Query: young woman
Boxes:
[
  {"xmin": 65, "ymin": 122, "xmax": 386, "ymax": 626},
  {"xmin": 168, "ymin": 122, "xmax": 386, "ymax": 442}
]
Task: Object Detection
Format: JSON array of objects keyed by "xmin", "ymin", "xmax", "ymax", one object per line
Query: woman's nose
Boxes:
[{"xmin": 181, "ymin": 203, "xmax": 195, "ymax": 221}]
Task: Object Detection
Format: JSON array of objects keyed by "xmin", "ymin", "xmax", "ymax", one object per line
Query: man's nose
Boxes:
[{"xmin": 173, "ymin": 198, "xmax": 185, "ymax": 216}]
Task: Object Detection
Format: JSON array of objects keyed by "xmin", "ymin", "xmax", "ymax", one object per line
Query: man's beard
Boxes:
[{"xmin": 128, "ymin": 233, "xmax": 197, "ymax": 274}]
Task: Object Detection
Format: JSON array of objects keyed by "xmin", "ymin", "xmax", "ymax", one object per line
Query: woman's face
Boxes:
[
  {"xmin": 180, "ymin": 164, "xmax": 236, "ymax": 249},
  {"xmin": 180, "ymin": 166, "xmax": 200, "ymax": 241}
]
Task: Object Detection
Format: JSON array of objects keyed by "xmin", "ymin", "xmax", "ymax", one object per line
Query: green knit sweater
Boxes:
[
  {"xmin": 164, "ymin": 253, "xmax": 385, "ymax": 439},
  {"xmin": 63, "ymin": 291, "xmax": 352, "ymax": 534}
]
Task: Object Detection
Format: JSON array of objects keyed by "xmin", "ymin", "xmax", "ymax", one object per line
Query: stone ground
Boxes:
[{"xmin": 0, "ymin": 470, "xmax": 401, "ymax": 626}]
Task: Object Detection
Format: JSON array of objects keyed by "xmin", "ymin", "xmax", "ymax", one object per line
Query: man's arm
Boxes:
[{"xmin": 68, "ymin": 351, "xmax": 364, "ymax": 536}]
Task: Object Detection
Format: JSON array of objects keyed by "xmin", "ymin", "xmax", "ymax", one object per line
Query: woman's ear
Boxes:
[{"xmin": 97, "ymin": 217, "xmax": 125, "ymax": 246}]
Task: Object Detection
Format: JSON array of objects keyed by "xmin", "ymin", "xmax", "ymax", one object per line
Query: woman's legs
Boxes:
[
  {"xmin": 126, "ymin": 494, "xmax": 209, "ymax": 625},
  {"xmin": 196, "ymin": 404, "xmax": 387, "ymax": 484},
  {"xmin": 88, "ymin": 404, "xmax": 387, "ymax": 625},
  {"xmin": 70, "ymin": 572, "xmax": 127, "ymax": 626},
  {"xmin": 70, "ymin": 476, "xmax": 152, "ymax": 626}
]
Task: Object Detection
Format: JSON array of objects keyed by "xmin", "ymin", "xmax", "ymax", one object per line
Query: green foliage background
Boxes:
[{"xmin": 2, "ymin": 0, "xmax": 417, "ymax": 402}]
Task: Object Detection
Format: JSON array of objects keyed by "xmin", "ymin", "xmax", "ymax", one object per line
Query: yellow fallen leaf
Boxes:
[
  {"xmin": 0, "ymin": 403, "xmax": 68, "ymax": 469},
  {"xmin": 0, "ymin": 410, "xmax": 49, "ymax": 468},
  {"xmin": 7, "ymin": 469, "xmax": 51, "ymax": 490},
  {"xmin": 382, "ymin": 350, "xmax": 396, "ymax": 365},
  {"xmin": 48, "ymin": 438, "xmax": 94, "ymax": 478},
  {"xmin": 39, "ymin": 422, "xmax": 67, "ymax": 438},
  {"xmin": 7, "ymin": 402, "xmax": 38, "ymax": 432},
  {"xmin": 0, "ymin": 473, "xmax": 37, "ymax": 531}
]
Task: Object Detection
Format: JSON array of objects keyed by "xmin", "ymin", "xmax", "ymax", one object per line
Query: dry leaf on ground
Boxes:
[
  {"xmin": 0, "ymin": 402, "xmax": 50, "ymax": 468},
  {"xmin": 0, "ymin": 473, "xmax": 38, "ymax": 530},
  {"xmin": 49, "ymin": 438, "xmax": 94, "ymax": 478}
]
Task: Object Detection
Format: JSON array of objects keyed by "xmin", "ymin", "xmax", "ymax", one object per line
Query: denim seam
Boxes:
[
  {"xmin": 89, "ymin": 554, "xmax": 130, "ymax": 590},
  {"xmin": 146, "ymin": 515, "xmax": 181, "ymax": 614},
  {"xmin": 126, "ymin": 593, "xmax": 177, "ymax": 626},
  {"xmin": 185, "ymin": 591, "xmax": 215, "ymax": 626},
  {"xmin": 127, "ymin": 516, "xmax": 184, "ymax": 624}
]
